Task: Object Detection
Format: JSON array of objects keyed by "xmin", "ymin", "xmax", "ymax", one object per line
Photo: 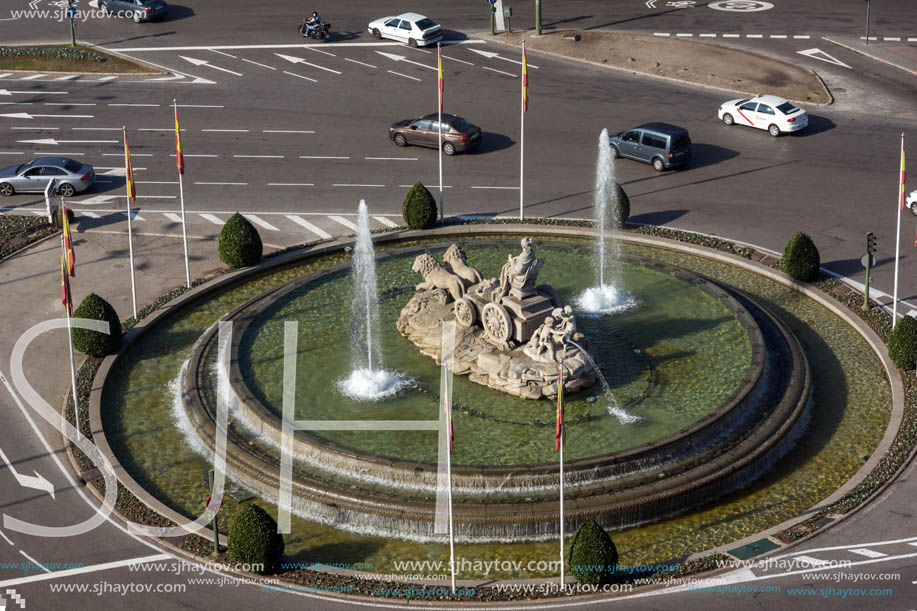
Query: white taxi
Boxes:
[
  {"xmin": 718, "ymin": 94, "xmax": 808, "ymax": 137},
  {"xmin": 368, "ymin": 13, "xmax": 443, "ymax": 48}
]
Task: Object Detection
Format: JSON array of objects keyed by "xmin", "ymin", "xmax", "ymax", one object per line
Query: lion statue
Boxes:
[
  {"xmin": 412, "ymin": 253, "xmax": 465, "ymax": 302},
  {"xmin": 443, "ymin": 244, "xmax": 483, "ymax": 289}
]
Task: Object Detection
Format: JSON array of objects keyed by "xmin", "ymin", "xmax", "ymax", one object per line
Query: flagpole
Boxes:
[
  {"xmin": 558, "ymin": 362, "xmax": 565, "ymax": 590},
  {"xmin": 123, "ymin": 126, "xmax": 137, "ymax": 319},
  {"xmin": 519, "ymin": 39, "xmax": 525, "ymax": 221},
  {"xmin": 441, "ymin": 321, "xmax": 456, "ymax": 593},
  {"xmin": 174, "ymin": 99, "xmax": 190, "ymax": 288},
  {"xmin": 893, "ymin": 133, "xmax": 905, "ymax": 328},
  {"xmin": 438, "ymin": 43, "xmax": 444, "ymax": 222},
  {"xmin": 61, "ymin": 234, "xmax": 80, "ymax": 434}
]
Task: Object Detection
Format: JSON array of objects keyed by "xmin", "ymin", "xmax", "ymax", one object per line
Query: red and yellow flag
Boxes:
[
  {"xmin": 437, "ymin": 44, "xmax": 444, "ymax": 114},
  {"xmin": 62, "ymin": 206, "xmax": 75, "ymax": 276},
  {"xmin": 60, "ymin": 251, "xmax": 73, "ymax": 316},
  {"xmin": 124, "ymin": 129, "xmax": 136, "ymax": 204},
  {"xmin": 555, "ymin": 364, "xmax": 564, "ymax": 452},
  {"xmin": 174, "ymin": 101, "xmax": 185, "ymax": 175},
  {"xmin": 522, "ymin": 40, "xmax": 528, "ymax": 113},
  {"xmin": 900, "ymin": 135, "xmax": 906, "ymax": 210}
]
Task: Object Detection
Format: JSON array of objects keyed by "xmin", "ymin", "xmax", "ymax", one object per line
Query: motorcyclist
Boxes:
[{"xmin": 306, "ymin": 11, "xmax": 321, "ymax": 34}]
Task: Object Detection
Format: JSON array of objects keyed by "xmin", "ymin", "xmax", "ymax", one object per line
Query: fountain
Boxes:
[
  {"xmin": 336, "ymin": 200, "xmax": 409, "ymax": 401},
  {"xmin": 577, "ymin": 128, "xmax": 637, "ymax": 315}
]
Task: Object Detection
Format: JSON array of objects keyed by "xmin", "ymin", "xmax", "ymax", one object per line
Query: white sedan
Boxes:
[
  {"xmin": 368, "ymin": 12, "xmax": 443, "ymax": 48},
  {"xmin": 907, "ymin": 190, "xmax": 917, "ymax": 216},
  {"xmin": 718, "ymin": 94, "xmax": 808, "ymax": 137}
]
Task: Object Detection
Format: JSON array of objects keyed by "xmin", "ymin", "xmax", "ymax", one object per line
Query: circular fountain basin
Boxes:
[{"xmin": 178, "ymin": 242, "xmax": 811, "ymax": 541}]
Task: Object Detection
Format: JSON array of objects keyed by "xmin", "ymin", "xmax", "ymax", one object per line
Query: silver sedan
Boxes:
[{"xmin": 0, "ymin": 157, "xmax": 95, "ymax": 197}]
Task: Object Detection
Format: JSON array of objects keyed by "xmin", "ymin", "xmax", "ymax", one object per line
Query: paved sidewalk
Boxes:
[{"xmin": 825, "ymin": 36, "xmax": 917, "ymax": 75}]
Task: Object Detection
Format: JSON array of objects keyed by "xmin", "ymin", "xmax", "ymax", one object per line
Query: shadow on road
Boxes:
[
  {"xmin": 96, "ymin": 31, "xmax": 177, "ymax": 46},
  {"xmin": 791, "ymin": 114, "xmax": 836, "ymax": 137},
  {"xmin": 583, "ymin": 4, "xmax": 710, "ymax": 30},
  {"xmin": 825, "ymin": 256, "xmax": 895, "ymax": 277},
  {"xmin": 472, "ymin": 132, "xmax": 515, "ymax": 155},
  {"xmin": 542, "ymin": 15, "xmax": 593, "ymax": 29},
  {"xmin": 156, "ymin": 4, "xmax": 194, "ymax": 23},
  {"xmin": 628, "ymin": 209, "xmax": 689, "ymax": 226},
  {"xmin": 686, "ymin": 143, "xmax": 739, "ymax": 169}
]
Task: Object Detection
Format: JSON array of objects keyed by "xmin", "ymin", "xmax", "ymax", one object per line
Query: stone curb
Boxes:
[
  {"xmin": 472, "ymin": 30, "xmax": 833, "ymax": 108},
  {"xmin": 77, "ymin": 223, "xmax": 904, "ymax": 595},
  {"xmin": 0, "ymin": 41, "xmax": 165, "ymax": 75},
  {"xmin": 0, "ymin": 229, "xmax": 59, "ymax": 265}
]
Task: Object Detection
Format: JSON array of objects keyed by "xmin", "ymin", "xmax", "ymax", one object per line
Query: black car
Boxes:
[
  {"xmin": 100, "ymin": 0, "xmax": 167, "ymax": 22},
  {"xmin": 608, "ymin": 123, "xmax": 692, "ymax": 171},
  {"xmin": 390, "ymin": 113, "xmax": 481, "ymax": 155}
]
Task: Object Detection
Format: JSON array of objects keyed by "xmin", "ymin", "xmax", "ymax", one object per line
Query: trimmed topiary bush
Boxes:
[
  {"xmin": 568, "ymin": 519, "xmax": 618, "ymax": 585},
  {"xmin": 609, "ymin": 181, "xmax": 630, "ymax": 229},
  {"xmin": 228, "ymin": 505, "xmax": 284, "ymax": 574},
  {"xmin": 218, "ymin": 212, "xmax": 262, "ymax": 268},
  {"xmin": 72, "ymin": 293, "xmax": 121, "ymax": 357},
  {"xmin": 781, "ymin": 232, "xmax": 820, "ymax": 282},
  {"xmin": 888, "ymin": 315, "xmax": 917, "ymax": 370},
  {"xmin": 402, "ymin": 181, "xmax": 437, "ymax": 229},
  {"xmin": 52, "ymin": 205, "xmax": 75, "ymax": 228}
]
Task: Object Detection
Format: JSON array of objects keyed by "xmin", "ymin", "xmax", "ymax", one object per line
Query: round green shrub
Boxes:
[
  {"xmin": 781, "ymin": 232, "xmax": 820, "ymax": 282},
  {"xmin": 51, "ymin": 205, "xmax": 75, "ymax": 228},
  {"xmin": 402, "ymin": 181, "xmax": 437, "ymax": 229},
  {"xmin": 218, "ymin": 212, "xmax": 262, "ymax": 268},
  {"xmin": 609, "ymin": 181, "xmax": 630, "ymax": 229},
  {"xmin": 72, "ymin": 293, "xmax": 121, "ymax": 357},
  {"xmin": 228, "ymin": 505, "xmax": 284, "ymax": 574},
  {"xmin": 568, "ymin": 519, "xmax": 618, "ymax": 584},
  {"xmin": 888, "ymin": 315, "xmax": 917, "ymax": 370}
]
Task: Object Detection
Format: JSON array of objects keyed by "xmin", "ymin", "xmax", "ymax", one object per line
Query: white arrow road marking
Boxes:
[
  {"xmin": 374, "ymin": 51, "xmax": 436, "ymax": 71},
  {"xmin": 0, "ymin": 113, "xmax": 93, "ymax": 119},
  {"xmin": 285, "ymin": 215, "xmax": 331, "ymax": 239},
  {"xmin": 274, "ymin": 53, "xmax": 342, "ymax": 74},
  {"xmin": 0, "ymin": 90, "xmax": 68, "ymax": 95},
  {"xmin": 797, "ymin": 48, "xmax": 851, "ymax": 69},
  {"xmin": 467, "ymin": 48, "xmax": 538, "ymax": 68},
  {"xmin": 646, "ymin": 0, "xmax": 657, "ymax": 6},
  {"xmin": 0, "ymin": 444, "xmax": 55, "ymax": 499},
  {"xmin": 328, "ymin": 215, "xmax": 358, "ymax": 231},
  {"xmin": 16, "ymin": 138, "xmax": 117, "ymax": 145},
  {"xmin": 145, "ymin": 74, "xmax": 186, "ymax": 81},
  {"xmin": 242, "ymin": 214, "xmax": 279, "ymax": 232},
  {"xmin": 178, "ymin": 56, "xmax": 242, "ymax": 76}
]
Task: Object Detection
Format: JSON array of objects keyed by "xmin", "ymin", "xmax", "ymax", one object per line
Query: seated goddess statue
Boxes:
[{"xmin": 498, "ymin": 237, "xmax": 540, "ymax": 298}]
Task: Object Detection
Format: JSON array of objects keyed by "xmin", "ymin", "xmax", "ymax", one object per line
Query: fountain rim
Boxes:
[
  {"xmin": 87, "ymin": 224, "xmax": 904, "ymax": 560},
  {"xmin": 217, "ymin": 239, "xmax": 767, "ymax": 474}
]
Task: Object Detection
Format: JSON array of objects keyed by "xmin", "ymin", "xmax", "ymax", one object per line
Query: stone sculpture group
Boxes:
[{"xmin": 397, "ymin": 239, "xmax": 598, "ymax": 399}]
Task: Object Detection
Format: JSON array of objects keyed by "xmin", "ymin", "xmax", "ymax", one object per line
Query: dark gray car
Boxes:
[
  {"xmin": 609, "ymin": 123, "xmax": 692, "ymax": 171},
  {"xmin": 390, "ymin": 113, "xmax": 482, "ymax": 155},
  {"xmin": 100, "ymin": 0, "xmax": 167, "ymax": 22},
  {"xmin": 0, "ymin": 157, "xmax": 95, "ymax": 197}
]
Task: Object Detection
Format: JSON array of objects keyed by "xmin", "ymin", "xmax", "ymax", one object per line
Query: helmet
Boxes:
[{"xmin": 312, "ymin": 11, "xmax": 318, "ymax": 18}]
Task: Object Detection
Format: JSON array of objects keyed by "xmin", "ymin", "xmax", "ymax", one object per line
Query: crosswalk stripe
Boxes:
[
  {"xmin": 97, "ymin": 76, "xmax": 118, "ymax": 81},
  {"xmin": 243, "ymin": 213, "xmax": 279, "ymax": 232},
  {"xmin": 30, "ymin": 210, "xmax": 45, "ymax": 216},
  {"xmin": 0, "ymin": 73, "xmax": 12, "ymax": 78},
  {"xmin": 285, "ymin": 214, "xmax": 332, "ymax": 239},
  {"xmin": 80, "ymin": 211, "xmax": 101, "ymax": 218},
  {"xmin": 373, "ymin": 216, "xmax": 399, "ymax": 228},
  {"xmin": 20, "ymin": 74, "xmax": 45, "ymax": 80},
  {"xmin": 54, "ymin": 75, "xmax": 80, "ymax": 80},
  {"xmin": 199, "ymin": 213, "xmax": 224, "ymax": 225},
  {"xmin": 793, "ymin": 556, "xmax": 830, "ymax": 567},
  {"xmin": 163, "ymin": 212, "xmax": 183, "ymax": 223},
  {"xmin": 848, "ymin": 548, "xmax": 887, "ymax": 559},
  {"xmin": 121, "ymin": 211, "xmax": 145, "ymax": 221},
  {"xmin": 328, "ymin": 215, "xmax": 358, "ymax": 232}
]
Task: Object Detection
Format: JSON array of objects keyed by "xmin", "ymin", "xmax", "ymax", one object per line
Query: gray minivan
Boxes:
[{"xmin": 608, "ymin": 123, "xmax": 692, "ymax": 171}]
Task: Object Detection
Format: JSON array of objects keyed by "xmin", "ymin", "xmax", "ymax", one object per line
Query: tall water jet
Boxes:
[
  {"xmin": 337, "ymin": 200, "xmax": 410, "ymax": 401},
  {"xmin": 577, "ymin": 128, "xmax": 636, "ymax": 315}
]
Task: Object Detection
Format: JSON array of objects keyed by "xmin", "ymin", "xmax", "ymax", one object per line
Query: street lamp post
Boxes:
[{"xmin": 865, "ymin": 0, "xmax": 871, "ymax": 46}]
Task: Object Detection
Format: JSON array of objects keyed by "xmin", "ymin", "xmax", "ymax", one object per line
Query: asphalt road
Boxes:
[{"xmin": 1, "ymin": 1, "xmax": 917, "ymax": 609}]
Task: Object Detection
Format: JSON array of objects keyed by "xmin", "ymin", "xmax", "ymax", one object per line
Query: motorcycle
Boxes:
[{"xmin": 299, "ymin": 18, "xmax": 331, "ymax": 41}]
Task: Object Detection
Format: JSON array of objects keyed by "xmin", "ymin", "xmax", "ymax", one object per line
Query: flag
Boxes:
[
  {"xmin": 555, "ymin": 364, "xmax": 564, "ymax": 452},
  {"xmin": 900, "ymin": 135, "xmax": 907, "ymax": 210},
  {"xmin": 437, "ymin": 44, "xmax": 444, "ymax": 114},
  {"xmin": 62, "ymin": 206, "xmax": 75, "ymax": 276},
  {"xmin": 124, "ymin": 130, "xmax": 136, "ymax": 203},
  {"xmin": 522, "ymin": 41, "xmax": 528, "ymax": 113},
  {"xmin": 60, "ymin": 252, "xmax": 73, "ymax": 316},
  {"xmin": 174, "ymin": 102, "xmax": 185, "ymax": 175}
]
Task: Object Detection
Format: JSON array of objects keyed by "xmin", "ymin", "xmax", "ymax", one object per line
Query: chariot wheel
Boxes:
[
  {"xmin": 454, "ymin": 298, "xmax": 477, "ymax": 328},
  {"xmin": 481, "ymin": 302, "xmax": 513, "ymax": 344}
]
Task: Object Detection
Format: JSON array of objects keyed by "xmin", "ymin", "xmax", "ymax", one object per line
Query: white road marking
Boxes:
[
  {"xmin": 471, "ymin": 185, "xmax": 519, "ymax": 190},
  {"xmin": 0, "ymin": 74, "xmax": 11, "ymax": 78},
  {"xmin": 794, "ymin": 35, "xmax": 811, "ymax": 39},
  {"xmin": 208, "ymin": 49, "xmax": 238, "ymax": 59},
  {"xmin": 654, "ymin": 33, "xmax": 671, "ymax": 36},
  {"xmin": 797, "ymin": 48, "xmax": 852, "ymax": 69},
  {"xmin": 0, "ymin": 152, "xmax": 24, "ymax": 155},
  {"xmin": 399, "ymin": 184, "xmax": 452, "ymax": 188},
  {"xmin": 268, "ymin": 183, "xmax": 314, "ymax": 186},
  {"xmin": 699, "ymin": 33, "xmax": 717, "ymax": 38},
  {"xmin": 73, "ymin": 127, "xmax": 121, "ymax": 130},
  {"xmin": 723, "ymin": 33, "xmax": 740, "ymax": 38},
  {"xmin": 10, "ymin": 126, "xmax": 59, "ymax": 130},
  {"xmin": 17, "ymin": 138, "xmax": 117, "ymax": 145},
  {"xmin": 285, "ymin": 215, "xmax": 331, "ymax": 239},
  {"xmin": 43, "ymin": 102, "xmax": 95, "ymax": 105},
  {"xmin": 53, "ymin": 75, "xmax": 80, "ymax": 80},
  {"xmin": 0, "ymin": 554, "xmax": 172, "ymax": 589},
  {"xmin": 275, "ymin": 53, "xmax": 342, "ymax": 74},
  {"xmin": 849, "ymin": 548, "xmax": 888, "ymax": 559},
  {"xmin": 332, "ymin": 183, "xmax": 384, "ymax": 187},
  {"xmin": 328, "ymin": 215, "xmax": 358, "ymax": 231},
  {"xmin": 33, "ymin": 151, "xmax": 85, "ymax": 155},
  {"xmin": 202, "ymin": 129, "xmax": 249, "ymax": 132},
  {"xmin": 80, "ymin": 211, "xmax": 101, "ymax": 218},
  {"xmin": 176, "ymin": 104, "xmax": 224, "ymax": 108},
  {"xmin": 345, "ymin": 58, "xmax": 377, "ymax": 69},
  {"xmin": 136, "ymin": 181, "xmax": 177, "ymax": 184},
  {"xmin": 96, "ymin": 75, "xmax": 118, "ymax": 81},
  {"xmin": 770, "ymin": 34, "xmax": 787, "ymax": 39},
  {"xmin": 0, "ymin": 102, "xmax": 32, "ymax": 105},
  {"xmin": 263, "ymin": 130, "xmax": 314, "ymax": 134},
  {"xmin": 306, "ymin": 47, "xmax": 336, "ymax": 57},
  {"xmin": 102, "ymin": 152, "xmax": 152, "ymax": 156},
  {"xmin": 443, "ymin": 54, "xmax": 474, "ymax": 66},
  {"xmin": 18, "ymin": 550, "xmax": 51, "ymax": 573},
  {"xmin": 482, "ymin": 66, "xmax": 515, "ymax": 78},
  {"xmin": 376, "ymin": 51, "xmax": 436, "ymax": 71},
  {"xmin": 676, "ymin": 33, "xmax": 693, "ymax": 37},
  {"xmin": 1, "ymin": 112, "xmax": 93, "ymax": 119},
  {"xmin": 108, "ymin": 103, "xmax": 159, "ymax": 107},
  {"xmin": 233, "ymin": 154, "xmax": 284, "ymax": 158},
  {"xmin": 387, "ymin": 70, "xmax": 420, "ymax": 81},
  {"xmin": 860, "ymin": 37, "xmax": 878, "ymax": 41},
  {"xmin": 243, "ymin": 213, "xmax": 279, "ymax": 231},
  {"xmin": 122, "ymin": 210, "xmax": 145, "ymax": 221},
  {"xmin": 199, "ymin": 213, "xmax": 223, "ymax": 225},
  {"xmin": 746, "ymin": 34, "xmax": 763, "ymax": 38},
  {"xmin": 112, "ymin": 41, "xmax": 486, "ymax": 52},
  {"xmin": 793, "ymin": 556, "xmax": 831, "ymax": 567},
  {"xmin": 20, "ymin": 74, "xmax": 45, "ymax": 80},
  {"xmin": 181, "ymin": 154, "xmax": 219, "ymax": 157},
  {"xmin": 301, "ymin": 155, "xmax": 349, "ymax": 160},
  {"xmin": 163, "ymin": 212, "xmax": 183, "ymax": 223},
  {"xmin": 137, "ymin": 128, "xmax": 185, "ymax": 132},
  {"xmin": 98, "ymin": 168, "xmax": 127, "ymax": 175},
  {"xmin": 909, "ymin": 37, "xmax": 917, "ymax": 42},
  {"xmin": 240, "ymin": 58, "xmax": 276, "ymax": 70},
  {"xmin": 137, "ymin": 195, "xmax": 175, "ymax": 199},
  {"xmin": 284, "ymin": 70, "xmax": 318, "ymax": 82},
  {"xmin": 373, "ymin": 216, "xmax": 399, "ymax": 228},
  {"xmin": 194, "ymin": 181, "xmax": 247, "ymax": 185},
  {"xmin": 77, "ymin": 195, "xmax": 121, "ymax": 205},
  {"xmin": 179, "ymin": 55, "xmax": 243, "ymax": 76},
  {"xmin": 365, "ymin": 157, "xmax": 417, "ymax": 161},
  {"xmin": 883, "ymin": 37, "xmax": 901, "ymax": 42},
  {"xmin": 466, "ymin": 48, "xmax": 538, "ymax": 68},
  {"xmin": 1, "ymin": 89, "xmax": 66, "ymax": 95}
]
